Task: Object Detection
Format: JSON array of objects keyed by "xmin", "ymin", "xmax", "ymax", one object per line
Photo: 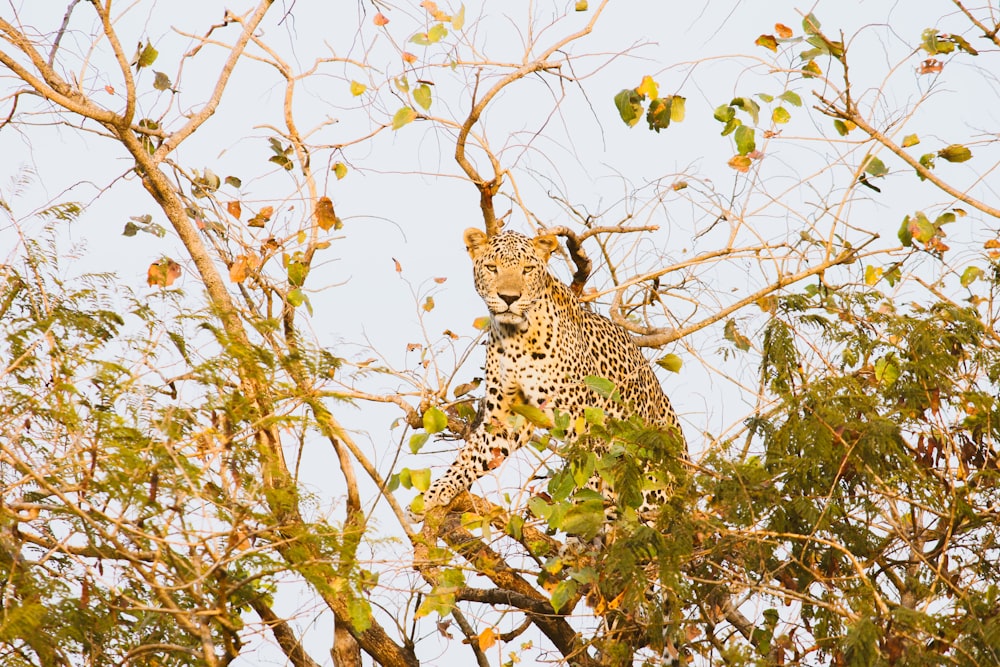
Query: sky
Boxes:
[{"xmin": 1, "ymin": 0, "xmax": 997, "ymax": 664}]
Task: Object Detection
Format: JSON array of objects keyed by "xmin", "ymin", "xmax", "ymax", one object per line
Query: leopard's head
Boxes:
[{"xmin": 464, "ymin": 228, "xmax": 558, "ymax": 330}]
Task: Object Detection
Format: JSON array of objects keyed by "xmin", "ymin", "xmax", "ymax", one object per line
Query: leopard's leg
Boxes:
[{"xmin": 421, "ymin": 419, "xmax": 532, "ymax": 513}]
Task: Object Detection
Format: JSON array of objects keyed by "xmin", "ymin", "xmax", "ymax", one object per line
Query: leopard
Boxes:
[{"xmin": 420, "ymin": 227, "xmax": 685, "ymax": 515}]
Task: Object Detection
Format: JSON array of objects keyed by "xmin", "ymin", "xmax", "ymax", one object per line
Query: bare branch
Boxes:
[{"xmin": 153, "ymin": 2, "xmax": 274, "ymax": 162}]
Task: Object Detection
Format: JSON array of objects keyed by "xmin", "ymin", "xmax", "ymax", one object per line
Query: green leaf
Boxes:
[
  {"xmin": 269, "ymin": 155, "xmax": 293, "ymax": 171},
  {"xmin": 951, "ymin": 34, "xmax": 978, "ymax": 55},
  {"xmin": 864, "ymin": 155, "xmax": 888, "ymax": 177},
  {"xmin": 427, "ymin": 23, "xmax": 448, "ymax": 43},
  {"xmin": 347, "ymin": 597, "xmax": 373, "ymax": 633},
  {"xmin": 511, "ymin": 403, "xmax": 553, "ymax": 428},
  {"xmin": 897, "ymin": 215, "xmax": 913, "ymax": 246},
  {"xmin": 410, "ymin": 32, "xmax": 431, "ymax": 46},
  {"xmin": 572, "ymin": 453, "xmax": 596, "ymax": 488},
  {"xmin": 938, "ymin": 144, "xmax": 972, "ymax": 163},
  {"xmin": 561, "ymin": 497, "xmax": 605, "ymax": 540},
  {"xmin": 909, "ymin": 211, "xmax": 936, "ymax": 243},
  {"xmin": 548, "ymin": 469, "xmax": 576, "ymax": 502},
  {"xmin": 713, "ymin": 104, "xmax": 735, "ymax": 123},
  {"xmin": 721, "ymin": 118, "xmax": 741, "ymax": 137},
  {"xmin": 392, "ymin": 106, "xmax": 416, "ymax": 130},
  {"xmin": 614, "ymin": 89, "xmax": 643, "ymax": 128},
  {"xmin": 646, "ymin": 97, "xmax": 671, "ymax": 132},
  {"xmin": 550, "ymin": 579, "xmax": 578, "ymax": 614},
  {"xmin": 902, "ymin": 134, "xmax": 920, "ymax": 148},
  {"xmin": 409, "ymin": 432, "xmax": 429, "ymax": 454},
  {"xmin": 152, "ymin": 71, "xmax": 172, "ymax": 91},
  {"xmin": 137, "ymin": 42, "xmax": 158, "ymax": 68},
  {"xmin": 844, "ymin": 617, "xmax": 879, "ymax": 667},
  {"xmin": 413, "ymin": 83, "xmax": 432, "ymax": 110},
  {"xmin": 875, "ymin": 356, "xmax": 900, "ymax": 386},
  {"xmin": 286, "ymin": 288, "xmax": 309, "ymax": 312},
  {"xmin": 423, "ymin": 406, "xmax": 448, "ymax": 433},
  {"xmin": 734, "ymin": 124, "xmax": 756, "ymax": 155},
  {"xmin": 778, "ymin": 90, "xmax": 802, "ymax": 107},
  {"xmin": 583, "ymin": 406, "xmax": 605, "ymax": 426},
  {"xmin": 507, "ymin": 515, "xmax": 524, "ymax": 540},
  {"xmin": 772, "ymin": 106, "xmax": 791, "ymax": 124},
  {"xmin": 833, "ymin": 119, "xmax": 850, "ymax": 136},
  {"xmin": 801, "ymin": 12, "xmax": 821, "ymax": 35},
  {"xmin": 527, "ymin": 496, "xmax": 553, "ymax": 520},
  {"xmin": 584, "ymin": 375, "xmax": 617, "ymax": 400},
  {"xmin": 724, "ymin": 319, "xmax": 751, "ymax": 351},
  {"xmin": 287, "ymin": 260, "xmax": 309, "ymax": 287},
  {"xmin": 656, "ymin": 354, "xmax": 683, "ymax": 373},
  {"xmin": 960, "ymin": 266, "xmax": 983, "ymax": 287},
  {"xmin": 225, "ymin": 175, "xmax": 242, "ymax": 189},
  {"xmin": 410, "ymin": 468, "xmax": 431, "ymax": 492},
  {"xmin": 730, "ymin": 96, "xmax": 760, "ymax": 125}
]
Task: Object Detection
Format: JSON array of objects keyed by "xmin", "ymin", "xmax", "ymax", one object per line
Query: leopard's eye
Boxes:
[
  {"xmin": 523, "ymin": 264, "xmax": 535, "ymax": 274},
  {"xmin": 484, "ymin": 263, "xmax": 498, "ymax": 273}
]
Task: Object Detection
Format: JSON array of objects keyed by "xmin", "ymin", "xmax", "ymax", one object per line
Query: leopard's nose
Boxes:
[{"xmin": 499, "ymin": 292, "xmax": 519, "ymax": 306}]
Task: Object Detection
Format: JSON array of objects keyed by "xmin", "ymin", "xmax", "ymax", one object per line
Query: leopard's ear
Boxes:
[
  {"xmin": 464, "ymin": 228, "xmax": 489, "ymax": 259},
  {"xmin": 532, "ymin": 234, "xmax": 559, "ymax": 262}
]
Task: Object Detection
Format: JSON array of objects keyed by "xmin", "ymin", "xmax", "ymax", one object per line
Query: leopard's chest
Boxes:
[{"xmin": 486, "ymin": 306, "xmax": 590, "ymax": 403}]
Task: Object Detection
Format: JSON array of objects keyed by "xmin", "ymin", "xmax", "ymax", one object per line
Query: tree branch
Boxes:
[
  {"xmin": 815, "ymin": 97, "xmax": 1000, "ymax": 221},
  {"xmin": 250, "ymin": 597, "xmax": 323, "ymax": 667},
  {"xmin": 456, "ymin": 0, "xmax": 611, "ymax": 236}
]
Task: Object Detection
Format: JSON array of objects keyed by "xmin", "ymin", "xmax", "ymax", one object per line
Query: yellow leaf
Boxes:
[
  {"xmin": 147, "ymin": 258, "xmax": 182, "ymax": 287},
  {"xmin": 451, "ymin": 5, "xmax": 465, "ymax": 30},
  {"xmin": 575, "ymin": 0, "xmax": 588, "ymax": 10},
  {"xmin": 727, "ymin": 155, "xmax": 752, "ymax": 172},
  {"xmin": 333, "ymin": 162, "xmax": 348, "ymax": 180},
  {"xmin": 392, "ymin": 106, "xmax": 416, "ymax": 130},
  {"xmin": 775, "ymin": 23, "xmax": 793, "ymax": 38},
  {"xmin": 802, "ymin": 59, "xmax": 822, "ymax": 78},
  {"xmin": 864, "ymin": 265, "xmax": 883, "ymax": 286},
  {"xmin": 349, "ymin": 80, "xmax": 366, "ymax": 96},
  {"xmin": 478, "ymin": 627, "xmax": 497, "ymax": 650},
  {"xmin": 315, "ymin": 196, "xmax": 340, "ymax": 231},
  {"xmin": 472, "ymin": 316, "xmax": 491, "ymax": 330},
  {"xmin": 229, "ymin": 255, "xmax": 252, "ymax": 283},
  {"xmin": 902, "ymin": 134, "xmax": 919, "ymax": 148},
  {"xmin": 635, "ymin": 74, "xmax": 658, "ymax": 100},
  {"xmin": 755, "ymin": 34, "xmax": 778, "ymax": 52}
]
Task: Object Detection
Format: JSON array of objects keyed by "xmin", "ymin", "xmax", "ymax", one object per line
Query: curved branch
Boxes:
[
  {"xmin": 415, "ymin": 494, "xmax": 598, "ymax": 667},
  {"xmin": 91, "ymin": 1, "xmax": 137, "ymax": 128},
  {"xmin": 154, "ymin": 1, "xmax": 274, "ymax": 162},
  {"xmin": 0, "ymin": 20, "xmax": 118, "ymax": 125},
  {"xmin": 546, "ymin": 225, "xmax": 592, "ymax": 294},
  {"xmin": 612, "ymin": 242, "xmax": 870, "ymax": 347},
  {"xmin": 455, "ymin": 0, "xmax": 611, "ymax": 235}
]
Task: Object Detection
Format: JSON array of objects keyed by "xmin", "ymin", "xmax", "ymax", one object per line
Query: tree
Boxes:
[{"xmin": 1, "ymin": 1, "xmax": 999, "ymax": 665}]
